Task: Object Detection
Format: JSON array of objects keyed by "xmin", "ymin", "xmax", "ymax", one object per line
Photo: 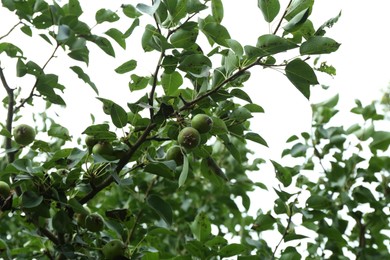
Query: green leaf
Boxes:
[
  {"xmin": 141, "ymin": 24, "xmax": 160, "ymax": 52},
  {"xmin": 89, "ymin": 36, "xmax": 115, "ymax": 57},
  {"xmin": 306, "ymin": 195, "xmax": 332, "ymax": 210},
  {"xmin": 200, "ymin": 17, "xmax": 231, "ymax": 47},
  {"xmin": 245, "ymin": 132, "xmax": 268, "ymax": 147},
  {"xmin": 230, "ymin": 88, "xmax": 252, "ymax": 103},
  {"xmin": 318, "ymin": 225, "xmax": 347, "ymax": 246},
  {"xmin": 161, "ymin": 71, "xmax": 183, "ymax": 95},
  {"xmin": 285, "ymin": 58, "xmax": 318, "ymax": 99},
  {"xmin": 283, "ymin": 8, "xmax": 310, "ymax": 32},
  {"xmin": 137, "ymin": 0, "xmax": 161, "ymax": 16},
  {"xmin": 257, "ymin": 34, "xmax": 297, "ymax": 55},
  {"xmin": 219, "ymin": 244, "xmax": 246, "ymax": 257},
  {"xmin": 285, "ymin": 0, "xmax": 314, "ymax": 21},
  {"xmin": 271, "ymin": 160, "xmax": 292, "ymax": 187},
  {"xmin": 52, "ymin": 210, "xmax": 74, "ymax": 234},
  {"xmin": 187, "ymin": 0, "xmax": 208, "ymax": 14},
  {"xmin": 170, "ymin": 27, "xmax": 198, "ymax": 48},
  {"xmin": 244, "ymin": 103, "xmax": 265, "ymax": 113},
  {"xmin": 122, "ymin": 4, "xmax": 142, "ymax": 18},
  {"xmin": 300, "ymin": 36, "xmax": 340, "ymax": 55},
  {"xmin": 147, "ymin": 194, "xmax": 173, "ymax": 226},
  {"xmin": 70, "ymin": 66, "xmax": 99, "ymax": 95},
  {"xmin": 0, "ymin": 42, "xmax": 23, "ymax": 57},
  {"xmin": 95, "ymin": 8, "xmax": 120, "ymax": 24},
  {"xmin": 110, "ymin": 103, "xmax": 128, "ymax": 128},
  {"xmin": 316, "ymin": 11, "xmax": 342, "ymax": 36},
  {"xmin": 209, "ymin": 117, "xmax": 228, "ymax": 135},
  {"xmin": 129, "ymin": 74, "xmax": 150, "ymax": 91},
  {"xmin": 22, "ymin": 191, "xmax": 43, "ymax": 208},
  {"xmin": 252, "ymin": 213, "xmax": 276, "ymax": 232},
  {"xmin": 105, "ymin": 28, "xmax": 126, "ymax": 49},
  {"xmin": 179, "ymin": 54, "xmax": 212, "ymax": 75},
  {"xmin": 178, "ymin": 154, "xmax": 189, "ymax": 187},
  {"xmin": 230, "ymin": 107, "xmax": 252, "ymax": 121},
  {"xmin": 144, "ymin": 162, "xmax": 175, "ymax": 179},
  {"xmin": 191, "ymin": 212, "xmax": 211, "ymax": 242},
  {"xmin": 211, "ymin": 0, "xmax": 224, "ymax": 23},
  {"xmin": 227, "ymin": 39, "xmax": 244, "ymax": 57},
  {"xmin": 258, "ymin": 0, "xmax": 280, "ymax": 23},
  {"xmin": 48, "ymin": 124, "xmax": 71, "ymax": 140},
  {"xmin": 115, "ymin": 60, "xmax": 137, "ymax": 74},
  {"xmin": 12, "ymin": 159, "xmax": 33, "ymax": 173},
  {"xmin": 370, "ymin": 131, "xmax": 390, "ymax": 151}
]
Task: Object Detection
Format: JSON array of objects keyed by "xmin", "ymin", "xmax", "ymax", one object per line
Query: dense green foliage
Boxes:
[{"xmin": 0, "ymin": 0, "xmax": 389, "ymax": 259}]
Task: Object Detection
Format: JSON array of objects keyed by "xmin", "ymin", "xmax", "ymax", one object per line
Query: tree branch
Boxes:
[
  {"xmin": 149, "ymin": 52, "xmax": 165, "ymax": 119},
  {"xmin": 179, "ymin": 58, "xmax": 261, "ymax": 112},
  {"xmin": 0, "ymin": 66, "xmax": 16, "ymax": 163},
  {"xmin": 78, "ymin": 123, "xmax": 157, "ymax": 205}
]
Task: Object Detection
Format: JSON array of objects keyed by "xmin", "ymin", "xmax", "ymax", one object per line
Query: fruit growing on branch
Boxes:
[
  {"xmin": 102, "ymin": 239, "xmax": 125, "ymax": 260},
  {"xmin": 177, "ymin": 127, "xmax": 201, "ymax": 149},
  {"xmin": 191, "ymin": 114, "xmax": 213, "ymax": 134},
  {"xmin": 0, "ymin": 181, "xmax": 10, "ymax": 199},
  {"xmin": 13, "ymin": 124, "xmax": 36, "ymax": 145}
]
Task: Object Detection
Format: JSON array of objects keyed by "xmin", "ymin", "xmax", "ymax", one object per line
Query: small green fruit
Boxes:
[
  {"xmin": 85, "ymin": 213, "xmax": 104, "ymax": 232},
  {"xmin": 85, "ymin": 135, "xmax": 98, "ymax": 148},
  {"xmin": 0, "ymin": 181, "xmax": 10, "ymax": 199},
  {"xmin": 92, "ymin": 142, "xmax": 114, "ymax": 157},
  {"xmin": 102, "ymin": 239, "xmax": 125, "ymax": 260},
  {"xmin": 191, "ymin": 114, "xmax": 213, "ymax": 134},
  {"xmin": 13, "ymin": 124, "xmax": 36, "ymax": 145},
  {"xmin": 166, "ymin": 146, "xmax": 184, "ymax": 165},
  {"xmin": 178, "ymin": 127, "xmax": 201, "ymax": 149}
]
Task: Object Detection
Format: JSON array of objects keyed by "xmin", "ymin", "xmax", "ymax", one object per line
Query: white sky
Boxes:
[{"xmin": 1, "ymin": 0, "xmax": 390, "ymax": 255}]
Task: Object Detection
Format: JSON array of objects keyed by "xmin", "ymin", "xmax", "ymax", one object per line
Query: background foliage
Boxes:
[{"xmin": 0, "ymin": 0, "xmax": 389, "ymax": 259}]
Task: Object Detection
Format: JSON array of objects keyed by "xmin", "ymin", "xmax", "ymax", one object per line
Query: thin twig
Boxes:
[
  {"xmin": 272, "ymin": 211, "xmax": 293, "ymax": 259},
  {"xmin": 14, "ymin": 43, "xmax": 60, "ymax": 113},
  {"xmin": 0, "ymin": 21, "xmax": 22, "ymax": 41},
  {"xmin": 273, "ymin": 0, "xmax": 293, "ymax": 35},
  {"xmin": 127, "ymin": 176, "xmax": 157, "ymax": 245},
  {"xmin": 149, "ymin": 52, "xmax": 165, "ymax": 119}
]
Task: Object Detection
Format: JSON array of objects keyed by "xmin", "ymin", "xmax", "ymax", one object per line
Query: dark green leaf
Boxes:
[
  {"xmin": 271, "ymin": 160, "xmax": 292, "ymax": 187},
  {"xmin": 115, "ymin": 60, "xmax": 137, "ymax": 74},
  {"xmin": 370, "ymin": 131, "xmax": 390, "ymax": 151},
  {"xmin": 95, "ymin": 8, "xmax": 119, "ymax": 24},
  {"xmin": 21, "ymin": 191, "xmax": 43, "ymax": 208},
  {"xmin": 306, "ymin": 195, "xmax": 331, "ymax": 210},
  {"xmin": 230, "ymin": 88, "xmax": 252, "ymax": 103},
  {"xmin": 52, "ymin": 210, "xmax": 74, "ymax": 233},
  {"xmin": 245, "ymin": 132, "xmax": 268, "ymax": 147},
  {"xmin": 70, "ymin": 66, "xmax": 99, "ymax": 95},
  {"xmin": 170, "ymin": 27, "xmax": 198, "ymax": 48},
  {"xmin": 147, "ymin": 194, "xmax": 173, "ymax": 225},
  {"xmin": 179, "ymin": 54, "xmax": 212, "ymax": 75},
  {"xmin": 258, "ymin": 0, "xmax": 280, "ymax": 23},
  {"xmin": 252, "ymin": 213, "xmax": 276, "ymax": 232},
  {"xmin": 219, "ymin": 243, "xmax": 246, "ymax": 257},
  {"xmin": 285, "ymin": 0, "xmax": 314, "ymax": 21},
  {"xmin": 129, "ymin": 74, "xmax": 150, "ymax": 91},
  {"xmin": 161, "ymin": 71, "xmax": 183, "ymax": 95},
  {"xmin": 110, "ymin": 103, "xmax": 128, "ymax": 128},
  {"xmin": 144, "ymin": 162, "xmax": 175, "ymax": 179},
  {"xmin": 283, "ymin": 8, "xmax": 310, "ymax": 32},
  {"xmin": 48, "ymin": 124, "xmax": 71, "ymax": 140},
  {"xmin": 105, "ymin": 28, "xmax": 126, "ymax": 49},
  {"xmin": 300, "ymin": 36, "xmax": 340, "ymax": 55},
  {"xmin": 285, "ymin": 58, "xmax": 318, "ymax": 99},
  {"xmin": 211, "ymin": 0, "xmax": 224, "ymax": 23},
  {"xmin": 122, "ymin": 4, "xmax": 142, "ymax": 18},
  {"xmin": 257, "ymin": 34, "xmax": 297, "ymax": 55}
]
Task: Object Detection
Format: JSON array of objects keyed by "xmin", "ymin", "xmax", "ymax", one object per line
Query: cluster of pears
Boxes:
[
  {"xmin": 75, "ymin": 210, "xmax": 125, "ymax": 259},
  {"xmin": 166, "ymin": 114, "xmax": 213, "ymax": 165}
]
